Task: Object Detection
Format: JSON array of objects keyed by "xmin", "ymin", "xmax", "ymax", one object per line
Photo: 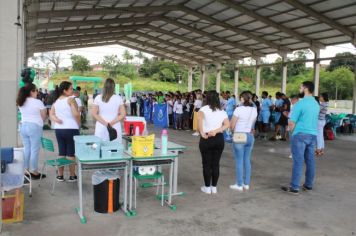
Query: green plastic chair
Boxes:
[
  {"xmin": 39, "ymin": 137, "xmax": 75, "ymax": 195},
  {"xmin": 133, "ymin": 170, "xmax": 165, "ymax": 209}
]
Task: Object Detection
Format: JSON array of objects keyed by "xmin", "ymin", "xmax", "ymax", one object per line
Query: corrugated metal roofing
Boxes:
[{"xmin": 26, "ymin": 0, "xmax": 356, "ymax": 65}]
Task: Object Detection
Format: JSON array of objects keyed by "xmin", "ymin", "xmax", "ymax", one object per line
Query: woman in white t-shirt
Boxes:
[
  {"xmin": 229, "ymin": 91, "xmax": 258, "ymax": 192},
  {"xmin": 17, "ymin": 83, "xmax": 47, "ymax": 179},
  {"xmin": 92, "ymin": 78, "xmax": 126, "ymax": 143},
  {"xmin": 198, "ymin": 91, "xmax": 229, "ymax": 194},
  {"xmin": 192, "ymin": 94, "xmax": 203, "ymax": 136},
  {"xmin": 50, "ymin": 81, "xmax": 81, "ymax": 182}
]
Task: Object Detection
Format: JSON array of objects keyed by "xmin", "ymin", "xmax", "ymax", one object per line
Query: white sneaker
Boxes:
[
  {"xmin": 230, "ymin": 184, "xmax": 243, "ymax": 191},
  {"xmin": 201, "ymin": 186, "xmax": 211, "ymax": 194},
  {"xmin": 243, "ymin": 185, "xmax": 250, "ymax": 190},
  {"xmin": 288, "ymin": 154, "xmax": 292, "ymax": 159},
  {"xmin": 211, "ymin": 186, "xmax": 217, "ymax": 194},
  {"xmin": 192, "ymin": 132, "xmax": 200, "ymax": 136}
]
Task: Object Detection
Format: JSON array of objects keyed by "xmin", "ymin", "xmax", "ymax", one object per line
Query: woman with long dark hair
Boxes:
[
  {"xmin": 198, "ymin": 91, "xmax": 229, "ymax": 194},
  {"xmin": 50, "ymin": 81, "xmax": 80, "ymax": 182},
  {"xmin": 316, "ymin": 92, "xmax": 329, "ymax": 156},
  {"xmin": 17, "ymin": 83, "xmax": 47, "ymax": 179},
  {"xmin": 230, "ymin": 91, "xmax": 258, "ymax": 191},
  {"xmin": 91, "ymin": 78, "xmax": 126, "ymax": 142}
]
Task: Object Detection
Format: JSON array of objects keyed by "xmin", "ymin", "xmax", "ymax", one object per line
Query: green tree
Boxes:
[
  {"xmin": 122, "ymin": 49, "xmax": 133, "ymax": 64},
  {"xmin": 71, "ymin": 55, "xmax": 91, "ymax": 73},
  {"xmin": 160, "ymin": 68, "xmax": 175, "ymax": 82},
  {"xmin": 101, "ymin": 55, "xmax": 119, "ymax": 77},
  {"xmin": 40, "ymin": 52, "xmax": 62, "ymax": 73},
  {"xmin": 320, "ymin": 67, "xmax": 354, "ymax": 100},
  {"xmin": 327, "ymin": 52, "xmax": 355, "ymax": 72},
  {"xmin": 135, "ymin": 51, "xmax": 145, "ymax": 64}
]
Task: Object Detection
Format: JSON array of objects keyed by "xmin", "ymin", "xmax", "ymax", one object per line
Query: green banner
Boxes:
[
  {"xmin": 33, "ymin": 78, "xmax": 41, "ymax": 87},
  {"xmin": 115, "ymin": 84, "xmax": 120, "ymax": 95},
  {"xmin": 48, "ymin": 81, "xmax": 54, "ymax": 91}
]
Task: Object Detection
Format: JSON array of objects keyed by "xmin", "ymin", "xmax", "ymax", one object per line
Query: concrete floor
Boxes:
[{"xmin": 2, "ymin": 121, "xmax": 356, "ymax": 236}]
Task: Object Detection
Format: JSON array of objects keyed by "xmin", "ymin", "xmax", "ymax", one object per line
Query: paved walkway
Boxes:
[{"xmin": 2, "ymin": 115, "xmax": 356, "ymax": 236}]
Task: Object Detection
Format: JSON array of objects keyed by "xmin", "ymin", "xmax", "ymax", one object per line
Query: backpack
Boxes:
[{"xmin": 324, "ymin": 128, "xmax": 334, "ymax": 140}]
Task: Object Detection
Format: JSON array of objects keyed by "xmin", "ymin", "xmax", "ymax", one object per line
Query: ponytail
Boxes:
[{"xmin": 16, "ymin": 83, "xmax": 36, "ymax": 106}]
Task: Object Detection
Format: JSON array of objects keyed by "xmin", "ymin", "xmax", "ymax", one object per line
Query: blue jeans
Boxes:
[
  {"xmin": 232, "ymin": 133, "xmax": 255, "ymax": 186},
  {"xmin": 290, "ymin": 133, "xmax": 317, "ymax": 190},
  {"xmin": 317, "ymin": 120, "xmax": 326, "ymax": 149},
  {"xmin": 20, "ymin": 122, "xmax": 43, "ymax": 172}
]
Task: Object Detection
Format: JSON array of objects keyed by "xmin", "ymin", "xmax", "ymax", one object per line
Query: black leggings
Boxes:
[{"xmin": 199, "ymin": 133, "xmax": 225, "ymax": 187}]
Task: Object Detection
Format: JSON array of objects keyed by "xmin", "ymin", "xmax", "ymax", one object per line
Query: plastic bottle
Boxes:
[
  {"xmin": 161, "ymin": 129, "xmax": 168, "ymax": 155},
  {"xmin": 135, "ymin": 126, "xmax": 140, "ymax": 136}
]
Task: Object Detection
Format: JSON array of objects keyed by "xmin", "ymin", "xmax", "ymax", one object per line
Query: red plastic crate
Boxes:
[{"xmin": 123, "ymin": 120, "xmax": 145, "ymax": 135}]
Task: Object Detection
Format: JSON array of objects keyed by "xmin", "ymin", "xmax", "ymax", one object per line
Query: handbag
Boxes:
[
  {"xmin": 233, "ymin": 107, "xmax": 254, "ymax": 144},
  {"xmin": 107, "ymin": 124, "xmax": 117, "ymax": 141}
]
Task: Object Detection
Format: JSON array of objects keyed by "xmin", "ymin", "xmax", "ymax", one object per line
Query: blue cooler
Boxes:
[
  {"xmin": 101, "ymin": 141, "xmax": 124, "ymax": 158},
  {"xmin": 74, "ymin": 135, "xmax": 101, "ymax": 158}
]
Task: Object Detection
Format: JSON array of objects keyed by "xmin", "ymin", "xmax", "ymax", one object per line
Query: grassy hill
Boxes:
[{"xmin": 50, "ymin": 71, "xmax": 281, "ymax": 96}]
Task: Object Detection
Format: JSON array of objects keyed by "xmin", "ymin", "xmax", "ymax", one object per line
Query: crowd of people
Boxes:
[{"xmin": 17, "ymin": 77, "xmax": 328, "ymax": 196}]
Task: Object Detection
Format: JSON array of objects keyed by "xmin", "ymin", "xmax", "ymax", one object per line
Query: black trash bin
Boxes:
[{"xmin": 92, "ymin": 171, "xmax": 120, "ymax": 214}]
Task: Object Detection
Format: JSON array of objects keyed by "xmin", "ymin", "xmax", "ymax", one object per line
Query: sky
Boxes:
[{"xmin": 28, "ymin": 43, "xmax": 356, "ymax": 69}]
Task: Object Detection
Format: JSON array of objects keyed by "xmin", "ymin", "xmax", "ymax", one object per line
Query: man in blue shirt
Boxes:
[
  {"xmin": 282, "ymin": 81, "xmax": 320, "ymax": 194},
  {"xmin": 258, "ymin": 91, "xmax": 273, "ymax": 139}
]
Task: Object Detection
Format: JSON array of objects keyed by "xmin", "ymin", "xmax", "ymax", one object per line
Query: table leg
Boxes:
[
  {"xmin": 171, "ymin": 151, "xmax": 185, "ymax": 197},
  {"xmin": 122, "ymin": 161, "xmax": 129, "ymax": 215},
  {"xmin": 75, "ymin": 162, "xmax": 87, "ymax": 224},
  {"xmin": 168, "ymin": 160, "xmax": 174, "ymax": 204},
  {"xmin": 165, "ymin": 160, "xmax": 176, "ymax": 211},
  {"xmin": 128, "ymin": 160, "xmax": 133, "ymax": 212}
]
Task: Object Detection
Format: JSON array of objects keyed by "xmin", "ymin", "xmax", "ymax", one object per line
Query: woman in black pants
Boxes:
[{"xmin": 198, "ymin": 91, "xmax": 230, "ymax": 194}]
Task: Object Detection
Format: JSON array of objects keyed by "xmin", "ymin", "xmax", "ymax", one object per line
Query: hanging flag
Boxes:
[
  {"xmin": 144, "ymin": 100, "xmax": 151, "ymax": 122},
  {"xmin": 33, "ymin": 78, "xmax": 40, "ymax": 87},
  {"xmin": 115, "ymin": 84, "xmax": 120, "ymax": 95},
  {"xmin": 48, "ymin": 81, "xmax": 54, "ymax": 91},
  {"xmin": 153, "ymin": 104, "xmax": 168, "ymax": 128},
  {"xmin": 128, "ymin": 82, "xmax": 133, "ymax": 98},
  {"xmin": 124, "ymin": 84, "xmax": 130, "ymax": 101}
]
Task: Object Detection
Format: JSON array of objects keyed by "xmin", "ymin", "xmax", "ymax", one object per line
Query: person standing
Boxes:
[
  {"xmin": 130, "ymin": 94, "xmax": 138, "ymax": 116},
  {"xmin": 50, "ymin": 81, "xmax": 80, "ymax": 182},
  {"xmin": 198, "ymin": 91, "xmax": 230, "ymax": 194},
  {"xmin": 316, "ymin": 93, "xmax": 329, "ymax": 156},
  {"xmin": 17, "ymin": 83, "xmax": 47, "ymax": 179},
  {"xmin": 192, "ymin": 93, "xmax": 203, "ymax": 136},
  {"xmin": 166, "ymin": 94, "xmax": 174, "ymax": 127},
  {"xmin": 92, "ymin": 78, "xmax": 126, "ymax": 142},
  {"xmin": 229, "ymin": 91, "xmax": 257, "ymax": 191},
  {"xmin": 270, "ymin": 92, "xmax": 283, "ymax": 141},
  {"xmin": 281, "ymin": 81, "xmax": 320, "ymax": 194},
  {"xmin": 258, "ymin": 91, "xmax": 273, "ymax": 139},
  {"xmin": 173, "ymin": 98, "xmax": 184, "ymax": 130},
  {"xmin": 226, "ymin": 91, "xmax": 236, "ymax": 120},
  {"xmin": 83, "ymin": 90, "xmax": 89, "ymax": 110}
]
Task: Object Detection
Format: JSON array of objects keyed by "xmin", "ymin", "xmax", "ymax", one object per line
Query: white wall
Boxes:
[{"xmin": 0, "ymin": 0, "xmax": 22, "ymax": 146}]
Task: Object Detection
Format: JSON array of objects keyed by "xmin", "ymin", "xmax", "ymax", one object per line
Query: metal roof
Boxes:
[{"xmin": 25, "ymin": 0, "xmax": 356, "ymax": 65}]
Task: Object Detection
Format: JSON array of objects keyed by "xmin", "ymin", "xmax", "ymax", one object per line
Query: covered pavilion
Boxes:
[{"xmin": 1, "ymin": 0, "xmax": 356, "ymax": 146}]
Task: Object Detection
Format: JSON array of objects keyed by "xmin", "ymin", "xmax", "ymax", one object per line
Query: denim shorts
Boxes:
[{"xmin": 55, "ymin": 129, "xmax": 79, "ymax": 157}]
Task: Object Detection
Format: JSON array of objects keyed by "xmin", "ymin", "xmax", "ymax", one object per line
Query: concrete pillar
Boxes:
[
  {"xmin": 353, "ymin": 59, "xmax": 356, "ymax": 114},
  {"xmin": 255, "ymin": 58, "xmax": 261, "ymax": 96},
  {"xmin": 216, "ymin": 63, "xmax": 222, "ymax": 93},
  {"xmin": 200, "ymin": 64, "xmax": 206, "ymax": 92},
  {"xmin": 188, "ymin": 65, "xmax": 193, "ymax": 92},
  {"xmin": 281, "ymin": 53, "xmax": 288, "ymax": 94},
  {"xmin": 0, "ymin": 0, "xmax": 22, "ymax": 146},
  {"xmin": 313, "ymin": 49, "xmax": 321, "ymax": 96},
  {"xmin": 234, "ymin": 61, "xmax": 239, "ymax": 102}
]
